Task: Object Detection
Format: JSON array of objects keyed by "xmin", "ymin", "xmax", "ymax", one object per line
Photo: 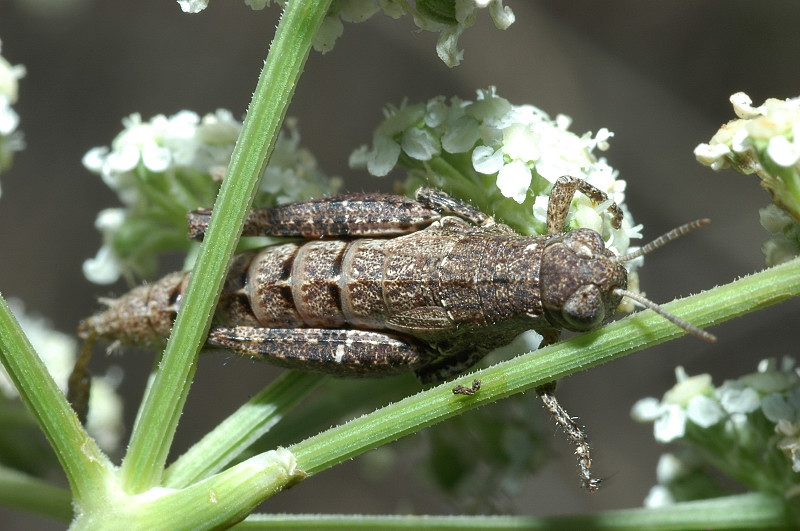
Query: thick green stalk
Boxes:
[
  {"xmin": 235, "ymin": 492, "xmax": 788, "ymax": 529},
  {"xmin": 0, "ymin": 297, "xmax": 111, "ymax": 501},
  {"xmin": 163, "ymin": 371, "xmax": 325, "ymax": 489},
  {"xmin": 0, "ymin": 465, "xmax": 73, "ymax": 523},
  {"xmin": 120, "ymin": 0, "xmax": 333, "ymax": 493}
]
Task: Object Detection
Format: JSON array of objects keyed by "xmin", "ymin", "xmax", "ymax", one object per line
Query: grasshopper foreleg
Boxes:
[
  {"xmin": 546, "ymin": 176, "xmax": 623, "ymax": 235},
  {"xmin": 207, "ymin": 326, "xmax": 432, "ymax": 377}
]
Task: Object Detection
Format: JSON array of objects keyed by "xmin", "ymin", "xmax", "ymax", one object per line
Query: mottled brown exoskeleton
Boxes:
[
  {"xmin": 82, "ymin": 177, "xmax": 712, "ymax": 382},
  {"xmin": 78, "ymin": 176, "xmax": 715, "ymax": 490}
]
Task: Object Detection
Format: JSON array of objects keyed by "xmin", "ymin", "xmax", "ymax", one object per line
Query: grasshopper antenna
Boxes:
[{"xmin": 614, "ymin": 219, "xmax": 716, "ymax": 342}]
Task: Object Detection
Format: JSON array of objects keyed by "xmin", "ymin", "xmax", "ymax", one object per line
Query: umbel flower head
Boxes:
[
  {"xmin": 632, "ymin": 358, "xmax": 800, "ymax": 505},
  {"xmin": 177, "ymin": 0, "xmax": 514, "ymax": 67},
  {"xmin": 83, "ymin": 111, "xmax": 339, "ymax": 285},
  {"xmin": 695, "ymin": 92, "xmax": 800, "ymax": 265},
  {"xmin": 0, "ymin": 38, "xmax": 26, "ymax": 175},
  {"xmin": 351, "ymin": 86, "xmax": 641, "ymax": 265}
]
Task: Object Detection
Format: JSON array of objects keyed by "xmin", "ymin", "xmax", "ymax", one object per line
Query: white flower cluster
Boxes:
[
  {"xmin": 0, "ymin": 38, "xmax": 25, "ymax": 176},
  {"xmin": 352, "ymin": 87, "xmax": 640, "ymax": 261},
  {"xmin": 2, "ymin": 300, "xmax": 123, "ymax": 452},
  {"xmin": 177, "ymin": 0, "xmax": 514, "ymax": 67},
  {"xmin": 632, "ymin": 358, "xmax": 800, "ymax": 503},
  {"xmin": 696, "ymin": 92, "xmax": 800, "ymax": 264},
  {"xmin": 83, "ymin": 110, "xmax": 338, "ymax": 284}
]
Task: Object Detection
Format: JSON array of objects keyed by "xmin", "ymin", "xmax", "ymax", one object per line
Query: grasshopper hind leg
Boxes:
[
  {"xmin": 207, "ymin": 326, "xmax": 431, "ymax": 378},
  {"xmin": 67, "ymin": 331, "xmax": 96, "ymax": 425}
]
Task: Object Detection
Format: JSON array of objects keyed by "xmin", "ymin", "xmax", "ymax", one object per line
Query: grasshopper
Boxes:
[
  {"xmin": 77, "ymin": 176, "xmax": 714, "ymax": 490},
  {"xmin": 81, "ymin": 177, "xmax": 713, "ymax": 380}
]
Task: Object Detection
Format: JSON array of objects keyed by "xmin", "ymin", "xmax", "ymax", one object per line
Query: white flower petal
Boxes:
[
  {"xmin": 694, "ymin": 142, "xmax": 731, "ymax": 167},
  {"xmin": 441, "ymin": 115, "xmax": 480, "ymax": 153},
  {"xmin": 366, "ymin": 134, "xmax": 401, "ymax": 177},
  {"xmin": 502, "ymin": 123, "xmax": 540, "ymax": 162},
  {"xmin": 653, "ymin": 404, "xmax": 687, "ymax": 443},
  {"xmin": 686, "ymin": 394, "xmax": 725, "ymax": 428},
  {"xmin": 106, "ymin": 144, "xmax": 140, "ymax": 174},
  {"xmin": 472, "ymin": 145, "xmax": 504, "ymax": 174},
  {"xmin": 717, "ymin": 385, "xmax": 760, "ymax": 414},
  {"xmin": 177, "ymin": 0, "xmax": 209, "ymax": 13},
  {"xmin": 730, "ymin": 92, "xmax": 763, "ymax": 119},
  {"xmin": 82, "ymin": 146, "xmax": 109, "ymax": 174},
  {"xmin": 496, "ymin": 160, "xmax": 531, "ymax": 203},
  {"xmin": 644, "ymin": 485, "xmax": 675, "ymax": 508},
  {"xmin": 83, "ymin": 246, "xmax": 122, "ymax": 285},
  {"xmin": 766, "ymin": 136, "xmax": 800, "ymax": 167},
  {"xmin": 663, "ymin": 371, "xmax": 713, "ymax": 407},
  {"xmin": 487, "ymin": 0, "xmax": 515, "ymax": 29},
  {"xmin": 401, "ymin": 127, "xmax": 439, "ymax": 161},
  {"xmin": 655, "ymin": 452, "xmax": 689, "ymax": 483},
  {"xmin": 141, "ymin": 141, "xmax": 172, "ymax": 172},
  {"xmin": 761, "ymin": 393, "xmax": 793, "ymax": 423},
  {"xmin": 631, "ymin": 397, "xmax": 664, "ymax": 422}
]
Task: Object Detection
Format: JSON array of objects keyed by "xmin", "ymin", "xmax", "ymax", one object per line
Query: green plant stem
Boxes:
[
  {"xmin": 119, "ymin": 0, "xmax": 333, "ymax": 494},
  {"xmin": 0, "ymin": 297, "xmax": 111, "ymax": 501},
  {"xmin": 0, "ymin": 465, "xmax": 73, "ymax": 522},
  {"xmin": 163, "ymin": 371, "xmax": 325, "ymax": 489},
  {"xmin": 235, "ymin": 493, "xmax": 788, "ymax": 529},
  {"xmin": 289, "ymin": 258, "xmax": 800, "ymax": 477}
]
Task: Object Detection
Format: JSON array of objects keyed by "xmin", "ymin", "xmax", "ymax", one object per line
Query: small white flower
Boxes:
[
  {"xmin": 496, "ymin": 160, "xmax": 531, "ymax": 203},
  {"xmin": 471, "ymin": 145, "xmax": 504, "ymax": 174},
  {"xmin": 730, "ymin": 92, "xmax": 764, "ymax": 119},
  {"xmin": 685, "ymin": 394, "xmax": 725, "ymax": 428},
  {"xmin": 366, "ymin": 134, "xmax": 402, "ymax": 177},
  {"xmin": 85, "ymin": 110, "xmax": 337, "ymax": 283},
  {"xmin": 653, "ymin": 404, "xmax": 687, "ymax": 443},
  {"xmin": 696, "ymin": 92, "xmax": 800, "ymax": 257},
  {"xmin": 643, "ymin": 485, "xmax": 675, "ymax": 508},
  {"xmin": 314, "ymin": 15, "xmax": 345, "ymax": 54},
  {"xmin": 82, "ymin": 208, "xmax": 126, "ymax": 285},
  {"xmin": 693, "ymin": 142, "xmax": 732, "ymax": 170},
  {"xmin": 630, "ymin": 396, "xmax": 664, "ymax": 423},
  {"xmin": 401, "ymin": 126, "xmax": 440, "ymax": 161},
  {"xmin": 662, "ymin": 367, "xmax": 714, "ymax": 407},
  {"xmin": 177, "ymin": 0, "xmax": 210, "ymax": 13},
  {"xmin": 0, "ymin": 40, "xmax": 25, "ymax": 172},
  {"xmin": 766, "ymin": 135, "xmax": 800, "ymax": 167},
  {"xmin": 761, "ymin": 393, "xmax": 795, "ymax": 424},
  {"xmin": 354, "ymin": 87, "xmax": 638, "ymax": 261},
  {"xmin": 442, "ymin": 115, "xmax": 481, "ymax": 153},
  {"xmin": 716, "ymin": 384, "xmax": 761, "ymax": 415},
  {"xmin": 655, "ymin": 452, "xmax": 690, "ymax": 484}
]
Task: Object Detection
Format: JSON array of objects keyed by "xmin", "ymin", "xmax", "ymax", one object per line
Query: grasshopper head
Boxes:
[
  {"xmin": 539, "ymin": 220, "xmax": 716, "ymax": 342},
  {"xmin": 540, "ymin": 228, "xmax": 627, "ymax": 332}
]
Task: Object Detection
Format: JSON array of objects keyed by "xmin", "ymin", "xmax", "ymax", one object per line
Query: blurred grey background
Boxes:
[{"xmin": 1, "ymin": 1, "xmax": 799, "ymax": 528}]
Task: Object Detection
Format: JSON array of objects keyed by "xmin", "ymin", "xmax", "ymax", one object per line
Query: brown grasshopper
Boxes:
[
  {"xmin": 81, "ymin": 176, "xmax": 712, "ymax": 381},
  {"xmin": 77, "ymin": 176, "xmax": 714, "ymax": 490}
]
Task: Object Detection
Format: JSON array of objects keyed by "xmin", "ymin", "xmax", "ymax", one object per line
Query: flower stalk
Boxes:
[{"xmin": 119, "ymin": 0, "xmax": 333, "ymax": 494}]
